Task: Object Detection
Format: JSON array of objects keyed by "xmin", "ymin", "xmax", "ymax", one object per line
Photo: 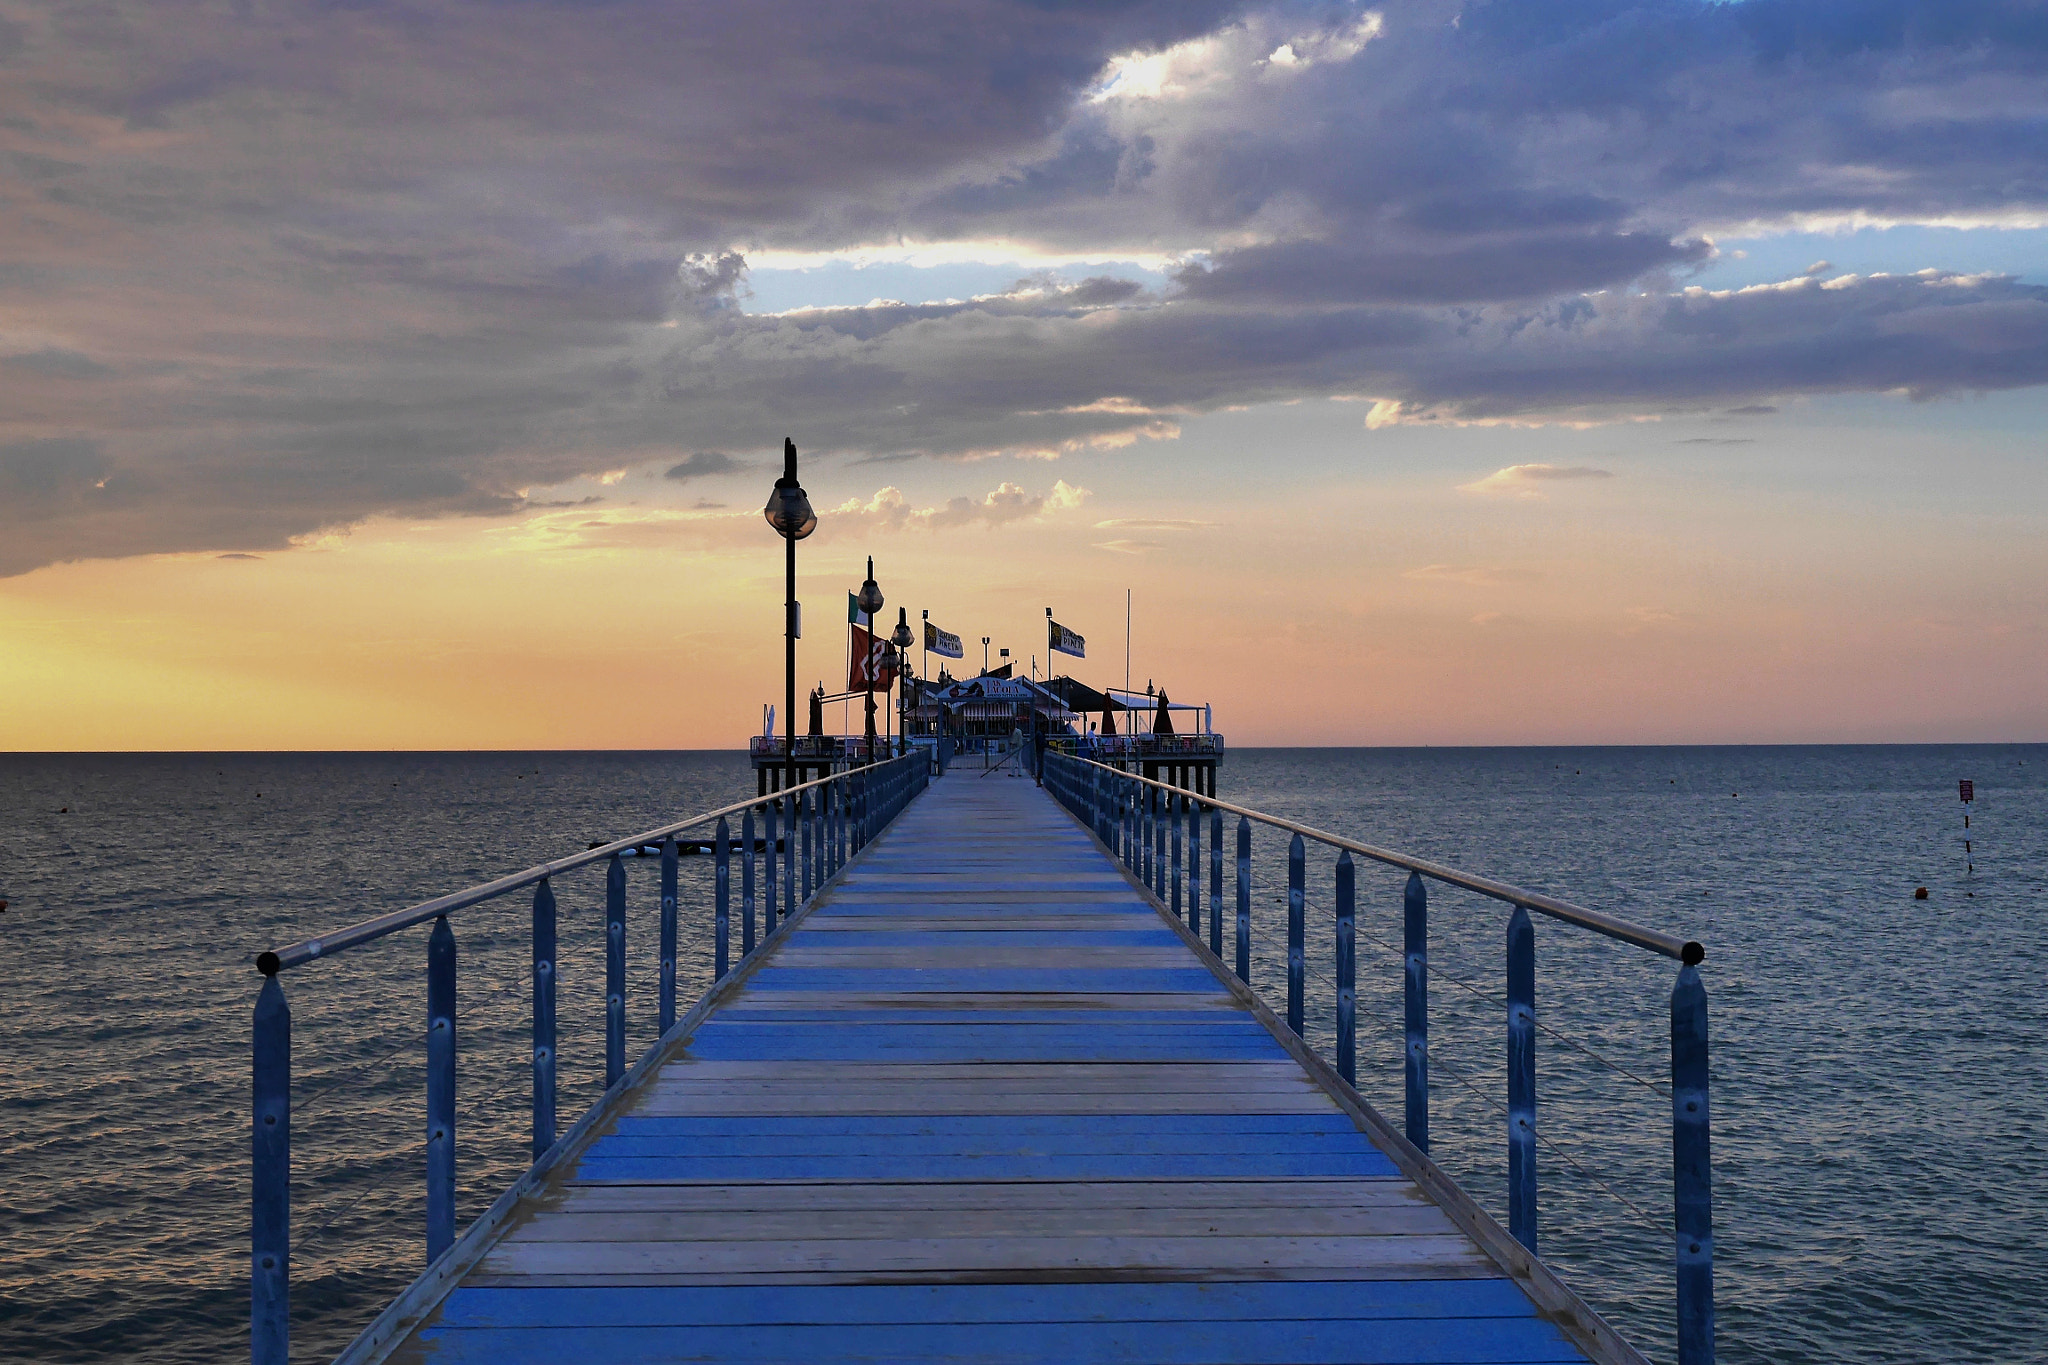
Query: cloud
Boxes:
[
  {"xmin": 664, "ymin": 451, "xmax": 748, "ymax": 481},
  {"xmin": 1457, "ymin": 465, "xmax": 1615, "ymax": 497},
  {"xmin": 1093, "ymin": 539, "xmax": 1161, "ymax": 555},
  {"xmin": 1402, "ymin": 564, "xmax": 1540, "ymax": 587},
  {"xmin": 216, "ymin": 552, "xmax": 261, "ymax": 560},
  {"xmin": 1676, "ymin": 437, "xmax": 1755, "ymax": 445},
  {"xmin": 1093, "ymin": 517, "xmax": 1213, "ymax": 531},
  {"xmin": 1, "ymin": 0, "xmax": 2046, "ymax": 574},
  {"xmin": 829, "ymin": 479, "xmax": 1091, "ymax": 533}
]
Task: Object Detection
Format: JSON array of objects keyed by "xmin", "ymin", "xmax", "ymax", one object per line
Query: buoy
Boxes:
[
  {"xmin": 0, "ymin": 899, "xmax": 9, "ymax": 911},
  {"xmin": 58, "ymin": 806, "xmax": 68, "ymax": 813},
  {"xmin": 1913, "ymin": 887, "xmax": 1929, "ymax": 900}
]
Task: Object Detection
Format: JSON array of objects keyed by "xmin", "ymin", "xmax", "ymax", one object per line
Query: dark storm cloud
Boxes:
[
  {"xmin": 0, "ymin": 0, "xmax": 2043, "ymax": 574},
  {"xmin": 665, "ymin": 451, "xmax": 747, "ymax": 481}
]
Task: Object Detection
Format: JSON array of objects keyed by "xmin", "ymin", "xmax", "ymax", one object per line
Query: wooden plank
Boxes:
[
  {"xmin": 549, "ymin": 1180, "xmax": 1430, "ymax": 1214},
  {"xmin": 511, "ymin": 1203, "xmax": 1459, "ymax": 1243},
  {"xmin": 429, "ymin": 1278, "xmax": 1541, "ymax": 1326},
  {"xmin": 476, "ymin": 1232, "xmax": 1496, "ymax": 1279}
]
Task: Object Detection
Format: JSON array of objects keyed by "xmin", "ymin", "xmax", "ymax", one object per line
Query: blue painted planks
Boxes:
[
  {"xmin": 411, "ymin": 1318, "xmax": 1587, "ymax": 1364},
  {"xmin": 568, "ymin": 1152, "xmax": 1404, "ymax": 1181},
  {"xmin": 371, "ymin": 777, "xmax": 1601, "ymax": 1365},
  {"xmin": 433, "ymin": 1278, "xmax": 1544, "ymax": 1327},
  {"xmin": 741, "ymin": 969, "xmax": 1223, "ymax": 992}
]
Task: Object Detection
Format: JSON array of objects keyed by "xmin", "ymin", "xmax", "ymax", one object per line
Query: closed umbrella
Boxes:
[
  {"xmin": 1102, "ymin": 707, "xmax": 1117, "ymax": 736},
  {"xmin": 1153, "ymin": 690, "xmax": 1174, "ymax": 736},
  {"xmin": 808, "ymin": 688, "xmax": 826, "ymax": 737}
]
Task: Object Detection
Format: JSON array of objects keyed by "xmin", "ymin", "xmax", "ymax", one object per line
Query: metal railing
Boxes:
[
  {"xmin": 1042, "ymin": 751, "xmax": 1712, "ymax": 1365},
  {"xmin": 247, "ymin": 752, "xmax": 930, "ymax": 1365}
]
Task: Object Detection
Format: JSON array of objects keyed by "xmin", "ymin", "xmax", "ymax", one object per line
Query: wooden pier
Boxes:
[{"xmin": 359, "ymin": 778, "xmax": 1624, "ymax": 1365}]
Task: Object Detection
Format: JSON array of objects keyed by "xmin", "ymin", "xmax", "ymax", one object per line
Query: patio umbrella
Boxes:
[
  {"xmin": 808, "ymin": 688, "xmax": 826, "ymax": 737},
  {"xmin": 1153, "ymin": 690, "xmax": 1173, "ymax": 735},
  {"xmin": 1102, "ymin": 707, "xmax": 1117, "ymax": 736}
]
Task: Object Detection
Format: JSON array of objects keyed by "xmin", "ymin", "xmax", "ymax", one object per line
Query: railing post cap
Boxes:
[
  {"xmin": 1681, "ymin": 940, "xmax": 1705, "ymax": 966},
  {"xmin": 255, "ymin": 950, "xmax": 281, "ymax": 976}
]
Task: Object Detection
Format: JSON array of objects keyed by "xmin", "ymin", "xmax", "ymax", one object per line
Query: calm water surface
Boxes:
[{"xmin": 0, "ymin": 746, "xmax": 2041, "ymax": 1363}]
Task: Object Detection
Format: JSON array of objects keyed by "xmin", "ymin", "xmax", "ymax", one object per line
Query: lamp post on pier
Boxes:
[
  {"xmin": 891, "ymin": 608, "xmax": 915, "ymax": 758},
  {"xmin": 857, "ymin": 557, "xmax": 884, "ymax": 763},
  {"xmin": 763, "ymin": 439, "xmax": 816, "ymax": 795}
]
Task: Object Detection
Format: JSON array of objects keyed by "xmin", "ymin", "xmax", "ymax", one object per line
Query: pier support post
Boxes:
[
  {"xmin": 531, "ymin": 880, "xmax": 556, "ymax": 1160},
  {"xmin": 659, "ymin": 839, "xmax": 679, "ymax": 1033},
  {"xmin": 1287, "ymin": 834, "xmax": 1305, "ymax": 1036},
  {"xmin": 764, "ymin": 799, "xmax": 780, "ymax": 934},
  {"xmin": 605, "ymin": 855, "xmax": 626, "ymax": 1088},
  {"xmin": 800, "ymin": 787, "xmax": 814, "ymax": 905},
  {"xmin": 1404, "ymin": 871, "xmax": 1429, "ymax": 1153},
  {"xmin": 426, "ymin": 914, "xmax": 456, "ymax": 1263},
  {"xmin": 251, "ymin": 971, "xmax": 290, "ymax": 1365},
  {"xmin": 1235, "ymin": 816, "xmax": 1251, "ymax": 983},
  {"xmin": 1171, "ymin": 792, "xmax": 1183, "ymax": 921},
  {"xmin": 1673, "ymin": 953, "xmax": 1715, "ymax": 1365},
  {"xmin": 1336, "ymin": 851, "xmax": 1355, "ymax": 1083},
  {"xmin": 741, "ymin": 811, "xmax": 757, "ymax": 957},
  {"xmin": 1507, "ymin": 905, "xmax": 1537, "ymax": 1254},
  {"xmin": 714, "ymin": 817, "xmax": 731, "ymax": 979},
  {"xmin": 1210, "ymin": 806, "xmax": 1224, "ymax": 959}
]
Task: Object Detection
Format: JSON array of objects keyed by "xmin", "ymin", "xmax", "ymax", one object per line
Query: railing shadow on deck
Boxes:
[
  {"xmin": 246, "ymin": 752, "xmax": 930, "ymax": 1365},
  {"xmin": 1041, "ymin": 750, "xmax": 1714, "ymax": 1365}
]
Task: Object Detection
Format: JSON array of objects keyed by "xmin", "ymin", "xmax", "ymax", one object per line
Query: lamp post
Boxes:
[
  {"xmin": 763, "ymin": 439, "xmax": 816, "ymax": 795},
  {"xmin": 856, "ymin": 557, "xmax": 884, "ymax": 763},
  {"xmin": 891, "ymin": 608, "xmax": 915, "ymax": 757},
  {"xmin": 982, "ymin": 637, "xmax": 991, "ymax": 675}
]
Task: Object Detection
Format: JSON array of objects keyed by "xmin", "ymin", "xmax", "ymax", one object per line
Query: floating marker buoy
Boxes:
[
  {"xmin": 58, "ymin": 807, "xmax": 68, "ymax": 813},
  {"xmin": 1913, "ymin": 887, "xmax": 1929, "ymax": 900},
  {"xmin": 0, "ymin": 899, "xmax": 9, "ymax": 911}
]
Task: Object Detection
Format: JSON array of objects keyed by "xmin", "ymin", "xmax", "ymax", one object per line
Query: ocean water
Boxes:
[{"xmin": 0, "ymin": 746, "xmax": 2041, "ymax": 1364}]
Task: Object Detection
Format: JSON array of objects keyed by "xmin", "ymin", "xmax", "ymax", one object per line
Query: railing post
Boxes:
[
  {"xmin": 605, "ymin": 855, "xmax": 626, "ymax": 1088},
  {"xmin": 1507, "ymin": 904, "xmax": 1537, "ymax": 1254},
  {"xmin": 1209, "ymin": 806, "xmax": 1224, "ymax": 959},
  {"xmin": 714, "ymin": 816, "xmax": 731, "ymax": 980},
  {"xmin": 425, "ymin": 914, "xmax": 456, "ymax": 1262},
  {"xmin": 1235, "ymin": 816, "xmax": 1251, "ymax": 983},
  {"xmin": 1152, "ymin": 787, "xmax": 1165, "ymax": 896},
  {"xmin": 800, "ymin": 787, "xmax": 813, "ymax": 904},
  {"xmin": 1287, "ymin": 833, "xmax": 1305, "ymax": 1036},
  {"xmin": 1170, "ymin": 791, "xmax": 1184, "ymax": 921},
  {"xmin": 1336, "ymin": 850, "xmax": 1355, "ymax": 1084},
  {"xmin": 531, "ymin": 879, "xmax": 556, "ymax": 1161},
  {"xmin": 251, "ymin": 971, "xmax": 290, "ymax": 1365},
  {"xmin": 1404, "ymin": 871, "xmax": 1429, "ymax": 1152},
  {"xmin": 764, "ymin": 798, "xmax": 780, "ymax": 934},
  {"xmin": 1673, "ymin": 951, "xmax": 1715, "ymax": 1365},
  {"xmin": 659, "ymin": 839, "xmax": 678, "ymax": 1034},
  {"xmin": 742, "ymin": 809, "xmax": 758, "ymax": 956},
  {"xmin": 1187, "ymin": 799, "xmax": 1202, "ymax": 939}
]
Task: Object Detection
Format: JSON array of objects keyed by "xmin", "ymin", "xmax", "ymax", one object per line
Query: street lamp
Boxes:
[
  {"xmin": 763, "ymin": 438, "xmax": 816, "ymax": 795},
  {"xmin": 856, "ymin": 556, "xmax": 884, "ymax": 761},
  {"xmin": 891, "ymin": 607, "xmax": 915, "ymax": 757}
]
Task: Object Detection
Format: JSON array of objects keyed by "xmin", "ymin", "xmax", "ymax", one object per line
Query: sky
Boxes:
[{"xmin": 2, "ymin": 0, "xmax": 2045, "ymax": 750}]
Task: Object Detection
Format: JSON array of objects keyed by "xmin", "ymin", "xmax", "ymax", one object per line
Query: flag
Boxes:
[
  {"xmin": 1048, "ymin": 618, "xmax": 1086, "ymax": 658},
  {"xmin": 925, "ymin": 620, "xmax": 965, "ymax": 658},
  {"xmin": 847, "ymin": 591, "xmax": 862, "ymax": 624},
  {"xmin": 848, "ymin": 622, "xmax": 896, "ymax": 691}
]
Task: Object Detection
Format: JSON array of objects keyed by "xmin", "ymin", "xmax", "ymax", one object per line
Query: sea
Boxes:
[{"xmin": 0, "ymin": 745, "xmax": 2041, "ymax": 1364}]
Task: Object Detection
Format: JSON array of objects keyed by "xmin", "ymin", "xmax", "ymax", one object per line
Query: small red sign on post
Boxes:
[{"xmin": 1959, "ymin": 779, "xmax": 1974, "ymax": 803}]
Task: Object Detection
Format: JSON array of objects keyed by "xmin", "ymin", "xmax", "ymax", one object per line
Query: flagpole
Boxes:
[{"xmin": 1125, "ymin": 587, "xmax": 1131, "ymax": 695}]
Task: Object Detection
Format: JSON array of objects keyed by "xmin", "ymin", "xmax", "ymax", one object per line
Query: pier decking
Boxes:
[{"xmin": 376, "ymin": 779, "xmax": 1601, "ymax": 1364}]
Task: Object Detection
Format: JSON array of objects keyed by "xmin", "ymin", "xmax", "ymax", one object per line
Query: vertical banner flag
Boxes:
[
  {"xmin": 1049, "ymin": 618, "xmax": 1086, "ymax": 658},
  {"xmin": 925, "ymin": 620, "xmax": 965, "ymax": 658},
  {"xmin": 848, "ymin": 622, "xmax": 896, "ymax": 691},
  {"xmin": 847, "ymin": 591, "xmax": 862, "ymax": 624}
]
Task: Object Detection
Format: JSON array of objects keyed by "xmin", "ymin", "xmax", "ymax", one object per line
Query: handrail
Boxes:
[
  {"xmin": 1039, "ymin": 748, "xmax": 1714, "ymax": 1365},
  {"xmin": 248, "ymin": 751, "xmax": 933, "ymax": 1365},
  {"xmin": 1061, "ymin": 755, "xmax": 1699, "ymax": 963},
  {"xmin": 254, "ymin": 765, "xmax": 856, "ymax": 975}
]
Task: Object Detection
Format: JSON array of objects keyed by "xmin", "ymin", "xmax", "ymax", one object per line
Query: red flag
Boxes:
[{"xmin": 847, "ymin": 622, "xmax": 896, "ymax": 691}]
